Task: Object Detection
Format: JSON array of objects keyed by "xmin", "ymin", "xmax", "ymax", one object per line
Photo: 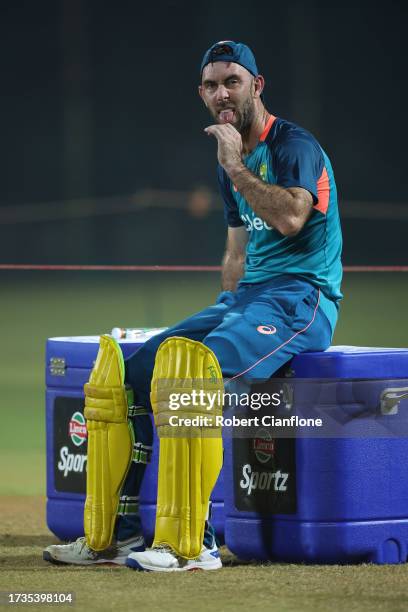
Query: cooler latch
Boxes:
[
  {"xmin": 49, "ymin": 357, "xmax": 66, "ymax": 376},
  {"xmin": 280, "ymin": 383, "xmax": 294, "ymax": 411},
  {"xmin": 380, "ymin": 387, "xmax": 408, "ymax": 415}
]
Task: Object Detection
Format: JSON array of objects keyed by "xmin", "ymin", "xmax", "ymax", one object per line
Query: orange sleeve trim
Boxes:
[
  {"xmin": 259, "ymin": 114, "xmax": 277, "ymax": 142},
  {"xmin": 315, "ymin": 166, "xmax": 330, "ymax": 215}
]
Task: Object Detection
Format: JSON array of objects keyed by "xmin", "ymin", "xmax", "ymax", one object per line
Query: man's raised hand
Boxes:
[{"xmin": 204, "ymin": 123, "xmax": 243, "ymax": 175}]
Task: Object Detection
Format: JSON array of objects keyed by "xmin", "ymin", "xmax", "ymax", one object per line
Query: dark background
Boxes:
[
  {"xmin": 0, "ymin": 0, "xmax": 407, "ymax": 264},
  {"xmin": 1, "ymin": 0, "xmax": 408, "ymax": 505}
]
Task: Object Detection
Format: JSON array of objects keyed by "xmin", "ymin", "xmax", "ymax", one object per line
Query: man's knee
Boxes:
[{"xmin": 203, "ymin": 332, "xmax": 243, "ymax": 377}]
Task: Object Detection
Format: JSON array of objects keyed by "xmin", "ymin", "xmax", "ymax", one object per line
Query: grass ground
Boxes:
[
  {"xmin": 1, "ymin": 272, "xmax": 408, "ymax": 610},
  {"xmin": 2, "ymin": 497, "xmax": 408, "ymax": 612}
]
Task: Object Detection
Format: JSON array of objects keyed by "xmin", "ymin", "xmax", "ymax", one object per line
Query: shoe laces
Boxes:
[
  {"xmin": 73, "ymin": 537, "xmax": 97, "ymax": 557},
  {"xmin": 151, "ymin": 544, "xmax": 174, "ymax": 554}
]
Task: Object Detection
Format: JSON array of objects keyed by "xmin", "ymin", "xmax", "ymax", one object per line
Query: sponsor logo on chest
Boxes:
[{"xmin": 241, "ymin": 213, "xmax": 273, "ymax": 232}]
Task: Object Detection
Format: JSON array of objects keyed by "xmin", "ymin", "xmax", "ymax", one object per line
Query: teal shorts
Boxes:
[{"xmin": 125, "ymin": 275, "xmax": 333, "ymax": 409}]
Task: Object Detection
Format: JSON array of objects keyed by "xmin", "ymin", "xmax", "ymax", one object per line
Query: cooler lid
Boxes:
[
  {"xmin": 47, "ymin": 339, "xmax": 408, "ymax": 380},
  {"xmin": 46, "ymin": 329, "xmax": 166, "ymax": 371},
  {"xmin": 291, "ymin": 345, "xmax": 408, "ymax": 379}
]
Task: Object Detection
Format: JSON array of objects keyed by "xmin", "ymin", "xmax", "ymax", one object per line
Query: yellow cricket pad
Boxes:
[
  {"xmin": 83, "ymin": 335, "xmax": 132, "ymax": 551},
  {"xmin": 151, "ymin": 337, "xmax": 223, "ymax": 559}
]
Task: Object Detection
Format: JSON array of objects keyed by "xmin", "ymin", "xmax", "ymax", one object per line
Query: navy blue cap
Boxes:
[{"xmin": 200, "ymin": 40, "xmax": 260, "ymax": 78}]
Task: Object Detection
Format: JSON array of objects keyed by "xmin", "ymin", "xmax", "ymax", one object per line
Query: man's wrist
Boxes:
[{"xmin": 224, "ymin": 161, "xmax": 246, "ymax": 182}]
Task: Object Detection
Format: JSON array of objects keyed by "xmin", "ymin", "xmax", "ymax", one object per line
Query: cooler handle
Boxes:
[{"xmin": 380, "ymin": 387, "xmax": 408, "ymax": 415}]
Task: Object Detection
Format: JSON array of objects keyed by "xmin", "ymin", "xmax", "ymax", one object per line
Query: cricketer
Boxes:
[{"xmin": 44, "ymin": 40, "xmax": 342, "ymax": 572}]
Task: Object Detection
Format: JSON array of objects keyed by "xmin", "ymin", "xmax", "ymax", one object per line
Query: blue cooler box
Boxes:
[
  {"xmin": 46, "ymin": 334, "xmax": 225, "ymax": 543},
  {"xmin": 224, "ymin": 346, "xmax": 408, "ymax": 564}
]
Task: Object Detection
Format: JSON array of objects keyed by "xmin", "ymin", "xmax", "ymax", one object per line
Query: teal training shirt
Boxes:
[{"xmin": 217, "ymin": 115, "xmax": 343, "ymax": 335}]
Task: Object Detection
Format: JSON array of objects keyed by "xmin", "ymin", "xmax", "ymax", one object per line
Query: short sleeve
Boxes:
[
  {"xmin": 273, "ymin": 135, "xmax": 324, "ymax": 204},
  {"xmin": 217, "ymin": 164, "xmax": 244, "ymax": 227}
]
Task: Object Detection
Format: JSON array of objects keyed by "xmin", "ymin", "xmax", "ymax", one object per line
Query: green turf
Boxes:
[
  {"xmin": 1, "ymin": 272, "xmax": 407, "ymax": 496},
  {"xmin": 2, "ymin": 533, "xmax": 408, "ymax": 612},
  {"xmin": 3, "ymin": 562, "xmax": 408, "ymax": 612},
  {"xmin": 2, "ymin": 494, "xmax": 408, "ymax": 612}
]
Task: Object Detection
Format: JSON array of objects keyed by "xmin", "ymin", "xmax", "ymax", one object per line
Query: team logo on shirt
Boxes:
[
  {"xmin": 257, "ymin": 325, "xmax": 277, "ymax": 335},
  {"xmin": 234, "ymin": 163, "xmax": 268, "ymax": 192},
  {"xmin": 259, "ymin": 163, "xmax": 268, "ymax": 181}
]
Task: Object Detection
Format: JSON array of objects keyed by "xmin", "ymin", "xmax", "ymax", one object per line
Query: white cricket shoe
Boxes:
[
  {"xmin": 43, "ymin": 535, "xmax": 145, "ymax": 566},
  {"xmin": 126, "ymin": 543, "xmax": 222, "ymax": 572}
]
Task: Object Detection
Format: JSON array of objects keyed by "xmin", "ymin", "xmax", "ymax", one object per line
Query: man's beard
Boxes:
[
  {"xmin": 213, "ymin": 95, "xmax": 255, "ymax": 135},
  {"xmin": 234, "ymin": 96, "xmax": 256, "ymax": 136}
]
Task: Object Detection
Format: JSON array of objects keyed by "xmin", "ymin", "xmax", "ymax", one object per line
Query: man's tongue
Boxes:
[{"xmin": 219, "ymin": 109, "xmax": 234, "ymax": 123}]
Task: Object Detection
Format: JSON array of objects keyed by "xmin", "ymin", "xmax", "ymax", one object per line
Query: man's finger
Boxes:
[
  {"xmin": 204, "ymin": 125, "xmax": 223, "ymax": 134},
  {"xmin": 204, "ymin": 125, "xmax": 226, "ymax": 138}
]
